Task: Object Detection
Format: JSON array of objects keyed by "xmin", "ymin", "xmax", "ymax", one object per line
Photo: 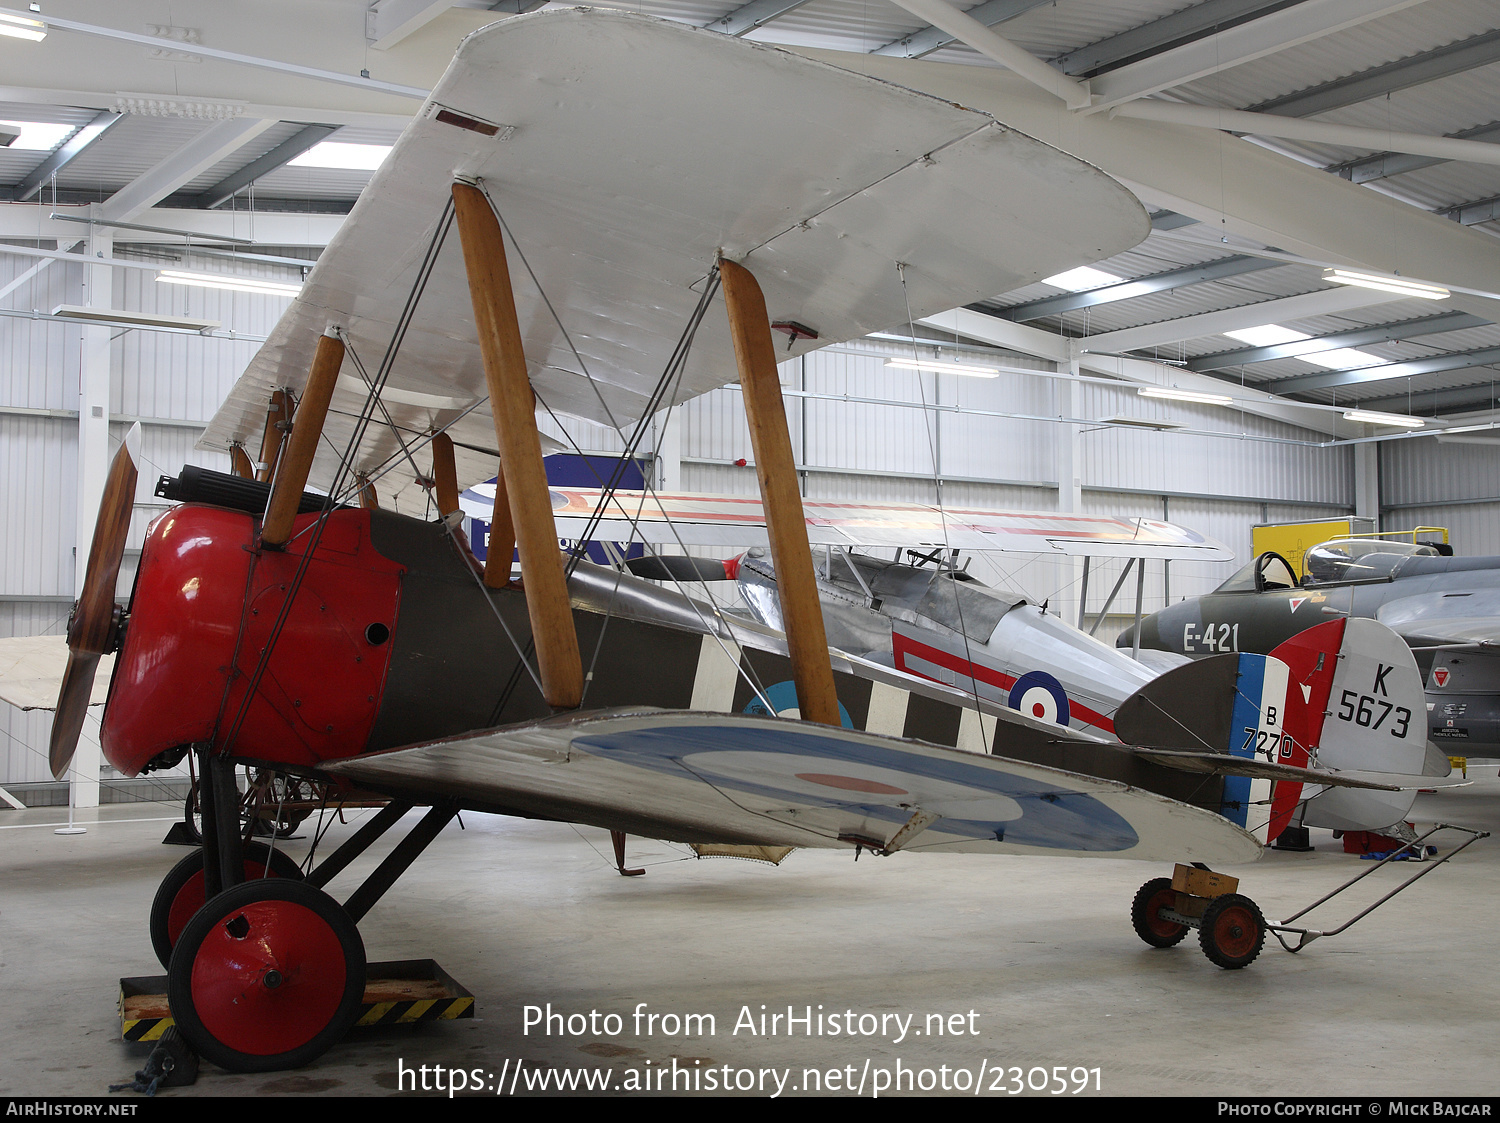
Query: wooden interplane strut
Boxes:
[
  {"xmin": 257, "ymin": 389, "xmax": 294, "ymax": 484},
  {"xmin": 484, "ymin": 463, "xmax": 515, "ymax": 590},
  {"xmin": 719, "ymin": 259, "xmax": 840, "ymax": 727},
  {"xmin": 451, "ymin": 181, "xmax": 582, "ymax": 709},
  {"xmin": 262, "ymin": 329, "xmax": 344, "ymax": 549}
]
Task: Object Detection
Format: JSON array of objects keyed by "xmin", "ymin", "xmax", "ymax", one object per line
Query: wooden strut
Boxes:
[
  {"xmin": 431, "ymin": 431, "xmax": 461, "ymax": 517},
  {"xmin": 229, "ymin": 444, "xmax": 254, "ymax": 480},
  {"xmin": 719, "ymin": 258, "xmax": 841, "ymax": 727},
  {"xmin": 257, "ymin": 388, "xmax": 295, "ymax": 484},
  {"xmin": 354, "ymin": 473, "xmax": 379, "ymax": 510},
  {"xmin": 451, "ymin": 181, "xmax": 582, "ymax": 710},
  {"xmin": 483, "ymin": 462, "xmax": 516, "ymax": 590},
  {"xmin": 262, "ymin": 329, "xmax": 344, "ymax": 549}
]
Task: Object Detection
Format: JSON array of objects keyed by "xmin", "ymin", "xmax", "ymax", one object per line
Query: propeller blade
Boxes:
[
  {"xmin": 49, "ymin": 652, "xmax": 100, "ymax": 779},
  {"xmin": 51, "ymin": 424, "xmax": 139, "ymax": 779}
]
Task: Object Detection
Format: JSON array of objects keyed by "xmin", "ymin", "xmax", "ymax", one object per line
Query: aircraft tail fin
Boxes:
[{"xmin": 1117, "ymin": 619, "xmax": 1432, "ymax": 843}]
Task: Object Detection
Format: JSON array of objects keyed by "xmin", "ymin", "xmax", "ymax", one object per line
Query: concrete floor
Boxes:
[{"xmin": 2, "ymin": 779, "xmax": 1498, "ymax": 1099}]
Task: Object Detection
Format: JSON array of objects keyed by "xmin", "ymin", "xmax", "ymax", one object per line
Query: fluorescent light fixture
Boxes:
[
  {"xmin": 1342, "ymin": 409, "xmax": 1425, "ymax": 428},
  {"xmin": 1041, "ymin": 266, "xmax": 1121, "ymax": 292},
  {"xmin": 1225, "ymin": 324, "xmax": 1307, "ymax": 347},
  {"xmin": 157, "ymin": 270, "xmax": 302, "ymax": 297},
  {"xmin": 885, "ymin": 358, "xmax": 999, "ymax": 377},
  {"xmin": 1137, "ymin": 386, "xmax": 1233, "ymax": 406},
  {"xmin": 1436, "ymin": 422, "xmax": 1500, "ymax": 436},
  {"xmin": 0, "ymin": 12, "xmax": 46, "ymax": 40},
  {"xmin": 288, "ymin": 141, "xmax": 392, "ymax": 171},
  {"xmin": 51, "ymin": 305, "xmax": 221, "ymax": 333},
  {"xmin": 1100, "ymin": 415, "xmax": 1185, "ymax": 431},
  {"xmin": 1323, "ymin": 268, "xmax": 1449, "ymax": 300},
  {"xmin": 0, "ymin": 120, "xmax": 75, "ymax": 151}
]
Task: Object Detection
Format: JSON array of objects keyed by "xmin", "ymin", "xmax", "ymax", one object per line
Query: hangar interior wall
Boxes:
[{"xmin": 7, "ymin": 246, "xmax": 1477, "ymax": 796}]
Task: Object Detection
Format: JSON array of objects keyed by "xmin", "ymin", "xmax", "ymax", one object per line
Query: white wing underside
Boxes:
[
  {"xmin": 538, "ymin": 487, "xmax": 1235, "ymax": 560},
  {"xmin": 198, "ymin": 9, "xmax": 1147, "ymax": 514}
]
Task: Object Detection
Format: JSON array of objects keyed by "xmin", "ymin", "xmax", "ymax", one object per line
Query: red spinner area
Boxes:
[{"xmin": 102, "ymin": 505, "xmax": 405, "ymax": 775}]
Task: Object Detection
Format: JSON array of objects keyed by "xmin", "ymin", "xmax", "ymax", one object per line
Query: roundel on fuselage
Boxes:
[{"xmin": 1008, "ymin": 671, "xmax": 1070, "ymax": 726}]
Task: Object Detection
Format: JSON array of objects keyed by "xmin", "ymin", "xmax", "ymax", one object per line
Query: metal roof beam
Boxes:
[
  {"xmin": 1087, "ymin": 0, "xmax": 1428, "ymax": 110},
  {"xmin": 703, "ymin": 0, "xmax": 818, "ymax": 37},
  {"xmin": 870, "ymin": 0, "xmax": 1051, "ymax": 60},
  {"xmin": 1052, "ymin": 0, "xmax": 1300, "ymax": 77},
  {"xmin": 1446, "ymin": 194, "xmax": 1500, "ymax": 227},
  {"xmin": 995, "ymin": 255, "xmax": 1278, "ymax": 321},
  {"xmin": 1266, "ymin": 345, "xmax": 1500, "ymax": 393},
  {"xmin": 192, "ymin": 124, "xmax": 341, "ymax": 210},
  {"xmin": 1075, "ymin": 286, "xmax": 1408, "ymax": 355},
  {"xmin": 99, "ymin": 117, "xmax": 279, "ymax": 222},
  {"xmin": 12, "ymin": 110, "xmax": 124, "ymax": 202},
  {"xmin": 1249, "ymin": 28, "xmax": 1500, "ymax": 117},
  {"xmin": 1361, "ymin": 385, "xmax": 1500, "ymax": 415},
  {"xmin": 1187, "ymin": 311, "xmax": 1489, "ymax": 370},
  {"xmin": 1329, "ymin": 121, "xmax": 1500, "ymax": 183}
]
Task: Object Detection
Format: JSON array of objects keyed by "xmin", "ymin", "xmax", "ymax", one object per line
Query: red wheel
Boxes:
[
  {"xmin": 1131, "ymin": 877, "xmax": 1187, "ymax": 948},
  {"xmin": 149, "ymin": 844, "xmax": 304, "ymax": 968},
  {"xmin": 168, "ymin": 880, "xmax": 365, "ymax": 1073},
  {"xmin": 1198, "ymin": 893, "xmax": 1266, "ymax": 969}
]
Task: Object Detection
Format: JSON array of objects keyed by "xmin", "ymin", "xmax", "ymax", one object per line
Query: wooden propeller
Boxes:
[{"xmin": 50, "ymin": 424, "xmax": 140, "ymax": 779}]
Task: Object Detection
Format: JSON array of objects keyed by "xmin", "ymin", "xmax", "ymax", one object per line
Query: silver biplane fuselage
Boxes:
[{"xmin": 734, "ymin": 550, "xmax": 1185, "ymax": 742}]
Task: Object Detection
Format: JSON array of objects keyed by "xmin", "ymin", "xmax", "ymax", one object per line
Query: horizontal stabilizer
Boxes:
[{"xmin": 1132, "ymin": 749, "xmax": 1402, "ymax": 791}]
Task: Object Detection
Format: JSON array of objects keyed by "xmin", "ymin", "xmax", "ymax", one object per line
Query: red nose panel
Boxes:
[{"xmin": 102, "ymin": 506, "xmax": 404, "ymax": 776}]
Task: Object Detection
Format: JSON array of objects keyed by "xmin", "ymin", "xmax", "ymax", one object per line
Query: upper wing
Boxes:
[
  {"xmin": 536, "ymin": 486, "xmax": 1233, "ymax": 561},
  {"xmin": 324, "ymin": 708, "xmax": 1261, "ymax": 865},
  {"xmin": 198, "ymin": 8, "xmax": 1147, "ymax": 513}
]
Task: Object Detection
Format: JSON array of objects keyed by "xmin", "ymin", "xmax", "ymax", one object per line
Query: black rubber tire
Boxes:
[
  {"xmin": 1198, "ymin": 893, "xmax": 1267, "ymax": 970},
  {"xmin": 1131, "ymin": 877, "xmax": 1188, "ymax": 948},
  {"xmin": 168, "ymin": 879, "xmax": 365, "ymax": 1074},
  {"xmin": 149, "ymin": 844, "xmax": 305, "ymax": 969}
]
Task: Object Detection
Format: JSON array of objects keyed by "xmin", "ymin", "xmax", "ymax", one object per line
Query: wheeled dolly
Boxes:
[
  {"xmin": 1131, "ymin": 864, "xmax": 1265, "ymax": 968},
  {"xmin": 1133, "ymin": 824, "xmax": 1489, "ymax": 969}
]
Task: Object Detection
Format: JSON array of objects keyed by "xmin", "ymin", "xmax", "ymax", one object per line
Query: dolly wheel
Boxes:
[
  {"xmin": 1198, "ymin": 893, "xmax": 1266, "ymax": 970},
  {"xmin": 167, "ymin": 879, "xmax": 365, "ymax": 1073},
  {"xmin": 1130, "ymin": 877, "xmax": 1188, "ymax": 948},
  {"xmin": 149, "ymin": 843, "xmax": 304, "ymax": 969}
]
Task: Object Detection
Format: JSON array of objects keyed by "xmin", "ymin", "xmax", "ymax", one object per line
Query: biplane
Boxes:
[
  {"xmin": 538, "ymin": 483, "xmax": 1450, "ymax": 841},
  {"xmin": 23, "ymin": 9, "xmax": 1442, "ymax": 1074}
]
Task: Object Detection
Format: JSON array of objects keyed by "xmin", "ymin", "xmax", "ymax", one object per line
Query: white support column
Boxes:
[
  {"xmin": 1354, "ymin": 440, "xmax": 1380, "ymax": 528},
  {"xmin": 1054, "ymin": 360, "xmax": 1084, "ymax": 627},
  {"xmin": 70, "ymin": 215, "xmax": 112, "ymax": 810}
]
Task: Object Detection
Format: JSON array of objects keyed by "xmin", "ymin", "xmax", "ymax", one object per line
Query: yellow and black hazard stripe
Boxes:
[{"xmin": 356, "ymin": 995, "xmax": 474, "ymax": 1026}]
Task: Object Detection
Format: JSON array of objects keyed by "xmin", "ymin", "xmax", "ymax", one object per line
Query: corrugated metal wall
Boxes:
[
  {"xmin": 1382, "ymin": 438, "xmax": 1500, "ymax": 554},
  {"xmin": 1, "ymin": 249, "xmax": 1364, "ymax": 789}
]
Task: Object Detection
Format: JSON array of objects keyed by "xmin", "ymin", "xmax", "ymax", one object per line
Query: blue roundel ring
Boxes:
[
  {"xmin": 745, "ymin": 680, "xmax": 853, "ymax": 729},
  {"xmin": 1008, "ymin": 671, "xmax": 1070, "ymax": 726}
]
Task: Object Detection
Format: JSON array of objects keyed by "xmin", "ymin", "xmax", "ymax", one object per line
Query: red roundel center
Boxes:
[{"xmin": 794, "ymin": 772, "xmax": 908, "ymax": 795}]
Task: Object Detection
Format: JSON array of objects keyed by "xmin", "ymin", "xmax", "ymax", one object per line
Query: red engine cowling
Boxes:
[{"xmin": 102, "ymin": 505, "xmax": 405, "ymax": 776}]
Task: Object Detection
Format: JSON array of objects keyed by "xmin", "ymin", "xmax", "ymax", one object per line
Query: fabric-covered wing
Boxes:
[
  {"xmin": 324, "ymin": 709, "xmax": 1261, "ymax": 864},
  {"xmin": 198, "ymin": 8, "xmax": 1147, "ymax": 514},
  {"xmin": 0, "ymin": 636, "xmax": 114, "ymax": 711},
  {"xmin": 533, "ymin": 487, "xmax": 1233, "ymax": 560}
]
